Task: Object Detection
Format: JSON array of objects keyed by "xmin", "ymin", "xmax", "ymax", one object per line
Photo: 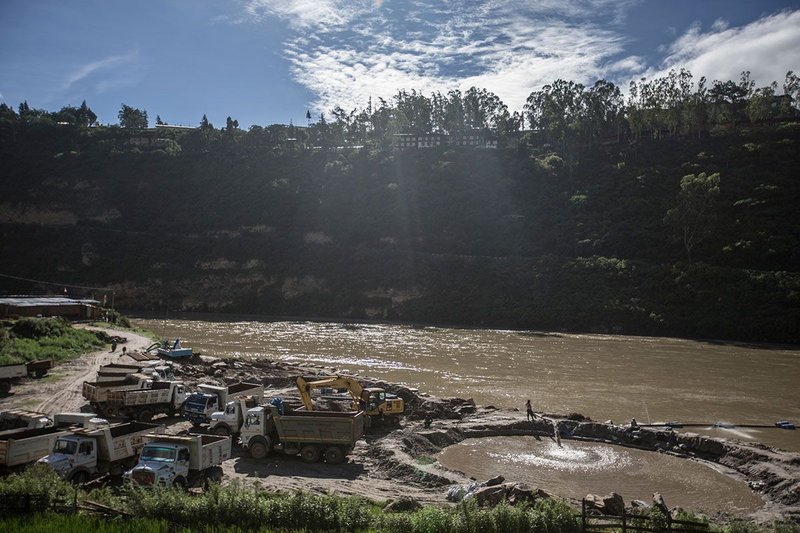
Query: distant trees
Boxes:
[{"xmin": 118, "ymin": 104, "xmax": 148, "ymax": 129}]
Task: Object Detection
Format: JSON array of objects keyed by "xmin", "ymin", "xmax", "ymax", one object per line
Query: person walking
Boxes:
[{"xmin": 526, "ymin": 399, "xmax": 535, "ymax": 421}]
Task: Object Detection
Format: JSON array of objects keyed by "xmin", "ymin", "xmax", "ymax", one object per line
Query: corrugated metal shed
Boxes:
[
  {"xmin": 0, "ymin": 297, "xmax": 100, "ymax": 307},
  {"xmin": 0, "ymin": 296, "xmax": 102, "ymax": 319}
]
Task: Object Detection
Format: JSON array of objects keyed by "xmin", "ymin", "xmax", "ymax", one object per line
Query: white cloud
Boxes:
[
  {"xmin": 236, "ymin": 0, "xmax": 799, "ymax": 115},
  {"xmin": 650, "ymin": 10, "xmax": 800, "ymax": 88},
  {"xmin": 64, "ymin": 50, "xmax": 139, "ymax": 89}
]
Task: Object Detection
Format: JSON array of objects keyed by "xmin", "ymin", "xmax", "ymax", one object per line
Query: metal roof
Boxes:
[{"xmin": 0, "ymin": 296, "xmax": 100, "ymax": 307}]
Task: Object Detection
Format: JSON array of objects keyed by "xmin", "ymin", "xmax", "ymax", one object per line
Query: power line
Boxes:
[{"xmin": 0, "ymin": 272, "xmax": 114, "ymax": 292}]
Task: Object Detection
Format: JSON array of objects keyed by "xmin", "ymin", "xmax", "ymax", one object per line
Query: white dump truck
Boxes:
[
  {"xmin": 240, "ymin": 404, "xmax": 365, "ymax": 465},
  {"xmin": 96, "ymin": 363, "xmax": 174, "ymax": 382},
  {"xmin": 183, "ymin": 382, "xmax": 263, "ymax": 427},
  {"xmin": 38, "ymin": 420, "xmax": 163, "ymax": 483},
  {"xmin": 106, "ymin": 381, "xmax": 189, "ymax": 421},
  {"xmin": 208, "ymin": 396, "xmax": 262, "ymax": 437},
  {"xmin": 1, "ymin": 413, "xmax": 101, "ymax": 473},
  {"xmin": 82, "ymin": 376, "xmax": 151, "ymax": 416},
  {"xmin": 124, "ymin": 434, "xmax": 230, "ymax": 489},
  {"xmin": 0, "ymin": 409, "xmax": 54, "ymax": 431}
]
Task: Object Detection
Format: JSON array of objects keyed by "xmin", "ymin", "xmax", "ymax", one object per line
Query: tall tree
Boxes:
[
  {"xmin": 665, "ymin": 172, "xmax": 721, "ymax": 263},
  {"xmin": 118, "ymin": 104, "xmax": 148, "ymax": 129}
]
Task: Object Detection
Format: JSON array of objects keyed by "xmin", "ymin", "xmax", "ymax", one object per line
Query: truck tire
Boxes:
[
  {"xmin": 137, "ymin": 409, "xmax": 154, "ymax": 422},
  {"xmin": 0, "ymin": 380, "xmax": 11, "ymax": 395},
  {"xmin": 300, "ymin": 444, "xmax": 321, "ymax": 463},
  {"xmin": 102, "ymin": 404, "xmax": 117, "ymax": 418},
  {"xmin": 173, "ymin": 477, "xmax": 187, "ymax": 491},
  {"xmin": 249, "ymin": 436, "xmax": 270, "ymax": 460},
  {"xmin": 205, "ymin": 466, "xmax": 223, "ymax": 486},
  {"xmin": 323, "ymin": 446, "xmax": 345, "ymax": 465},
  {"xmin": 70, "ymin": 471, "xmax": 89, "ymax": 485},
  {"xmin": 391, "ymin": 416, "xmax": 401, "ymax": 426},
  {"xmin": 213, "ymin": 424, "xmax": 231, "ymax": 437}
]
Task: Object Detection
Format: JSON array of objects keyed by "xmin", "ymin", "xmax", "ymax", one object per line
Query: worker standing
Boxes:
[{"xmin": 526, "ymin": 399, "xmax": 535, "ymax": 421}]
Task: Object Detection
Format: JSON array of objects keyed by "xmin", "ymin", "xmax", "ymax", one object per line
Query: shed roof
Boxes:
[{"xmin": 0, "ymin": 296, "xmax": 100, "ymax": 307}]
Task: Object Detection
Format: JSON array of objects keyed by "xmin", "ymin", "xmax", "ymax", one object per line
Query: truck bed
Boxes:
[
  {"xmin": 272, "ymin": 410, "xmax": 364, "ymax": 446},
  {"xmin": 0, "ymin": 426, "xmax": 68, "ymax": 467},
  {"xmin": 82, "ymin": 379, "xmax": 148, "ymax": 403},
  {"xmin": 107, "ymin": 382, "xmax": 173, "ymax": 407}
]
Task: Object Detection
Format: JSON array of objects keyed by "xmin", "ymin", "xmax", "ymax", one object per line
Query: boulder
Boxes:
[
  {"xmin": 384, "ymin": 497, "xmax": 422, "ymax": 513},
  {"xmin": 485, "ymin": 475, "xmax": 505, "ymax": 487},
  {"xmin": 602, "ymin": 493, "xmax": 625, "ymax": 516},
  {"xmin": 472, "ymin": 484, "xmax": 507, "ymax": 506}
]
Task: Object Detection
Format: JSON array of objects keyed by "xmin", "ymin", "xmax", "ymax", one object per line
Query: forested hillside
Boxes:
[{"xmin": 1, "ymin": 71, "xmax": 798, "ymax": 343}]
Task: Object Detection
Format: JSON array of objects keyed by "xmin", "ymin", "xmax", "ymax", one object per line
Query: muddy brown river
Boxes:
[
  {"xmin": 133, "ymin": 317, "xmax": 800, "ymax": 452},
  {"xmin": 132, "ymin": 316, "xmax": 799, "ymax": 513}
]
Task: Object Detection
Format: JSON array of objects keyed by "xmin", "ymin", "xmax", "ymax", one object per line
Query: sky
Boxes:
[{"xmin": 1, "ymin": 0, "xmax": 799, "ymax": 128}]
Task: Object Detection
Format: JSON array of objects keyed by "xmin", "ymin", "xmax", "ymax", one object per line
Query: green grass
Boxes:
[
  {"xmin": 2, "ymin": 465, "xmax": 796, "ymax": 532},
  {"xmin": 0, "ymin": 317, "xmax": 106, "ymax": 365}
]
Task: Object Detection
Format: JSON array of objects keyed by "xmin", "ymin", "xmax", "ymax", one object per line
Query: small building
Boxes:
[
  {"xmin": 393, "ymin": 133, "xmax": 444, "ymax": 150},
  {"xmin": 0, "ymin": 296, "xmax": 103, "ymax": 320}
]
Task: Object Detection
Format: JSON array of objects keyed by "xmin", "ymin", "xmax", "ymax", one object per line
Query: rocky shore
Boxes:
[{"xmin": 179, "ymin": 353, "xmax": 800, "ymax": 524}]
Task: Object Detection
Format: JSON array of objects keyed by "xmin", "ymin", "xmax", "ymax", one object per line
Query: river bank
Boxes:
[{"xmin": 1, "ymin": 327, "xmax": 798, "ymax": 525}]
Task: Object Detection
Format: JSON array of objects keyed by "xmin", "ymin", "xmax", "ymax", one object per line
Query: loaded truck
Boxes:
[
  {"xmin": 208, "ymin": 396, "xmax": 262, "ymax": 436},
  {"xmin": 106, "ymin": 381, "xmax": 188, "ymax": 421},
  {"xmin": 124, "ymin": 434, "xmax": 230, "ymax": 489},
  {"xmin": 183, "ymin": 382, "xmax": 263, "ymax": 426},
  {"xmin": 82, "ymin": 376, "xmax": 151, "ymax": 416},
  {"xmin": 240, "ymin": 404, "xmax": 364, "ymax": 465},
  {"xmin": 1, "ymin": 359, "xmax": 53, "ymax": 395},
  {"xmin": 1, "ymin": 413, "xmax": 101, "ymax": 473},
  {"xmin": 97, "ymin": 363, "xmax": 174, "ymax": 382},
  {"xmin": 1, "ymin": 409, "xmax": 53, "ymax": 431},
  {"xmin": 39, "ymin": 420, "xmax": 162, "ymax": 483}
]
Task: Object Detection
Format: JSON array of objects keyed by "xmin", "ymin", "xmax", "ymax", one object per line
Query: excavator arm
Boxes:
[{"xmin": 296, "ymin": 376, "xmax": 364, "ymax": 411}]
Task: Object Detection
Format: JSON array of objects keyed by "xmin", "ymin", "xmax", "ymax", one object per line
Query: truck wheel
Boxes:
[
  {"xmin": 213, "ymin": 425, "xmax": 231, "ymax": 437},
  {"xmin": 205, "ymin": 466, "xmax": 223, "ymax": 486},
  {"xmin": 249, "ymin": 437, "xmax": 270, "ymax": 460},
  {"xmin": 102, "ymin": 405, "xmax": 117, "ymax": 418},
  {"xmin": 300, "ymin": 445, "xmax": 321, "ymax": 463},
  {"xmin": 323, "ymin": 446, "xmax": 345, "ymax": 465},
  {"xmin": 391, "ymin": 416, "xmax": 401, "ymax": 426},
  {"xmin": 34, "ymin": 369, "xmax": 47, "ymax": 378},
  {"xmin": 70, "ymin": 471, "xmax": 89, "ymax": 485},
  {"xmin": 137, "ymin": 409, "xmax": 154, "ymax": 422},
  {"xmin": 0, "ymin": 380, "xmax": 11, "ymax": 395}
]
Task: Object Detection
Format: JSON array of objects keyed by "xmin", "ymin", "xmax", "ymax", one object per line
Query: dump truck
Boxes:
[
  {"xmin": 183, "ymin": 382, "xmax": 263, "ymax": 426},
  {"xmin": 97, "ymin": 363, "xmax": 174, "ymax": 382},
  {"xmin": 38, "ymin": 420, "xmax": 162, "ymax": 483},
  {"xmin": 106, "ymin": 381, "xmax": 189, "ymax": 421},
  {"xmin": 82, "ymin": 376, "xmax": 151, "ymax": 416},
  {"xmin": 1, "ymin": 413, "xmax": 102, "ymax": 473},
  {"xmin": 124, "ymin": 434, "xmax": 230, "ymax": 489},
  {"xmin": 240, "ymin": 404, "xmax": 364, "ymax": 465},
  {"xmin": 0, "ymin": 409, "xmax": 53, "ymax": 431},
  {"xmin": 0, "ymin": 363, "xmax": 28, "ymax": 395},
  {"xmin": 208, "ymin": 396, "xmax": 262, "ymax": 437}
]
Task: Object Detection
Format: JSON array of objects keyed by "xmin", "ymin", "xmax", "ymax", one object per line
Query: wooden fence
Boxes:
[{"xmin": 580, "ymin": 499, "xmax": 710, "ymax": 533}]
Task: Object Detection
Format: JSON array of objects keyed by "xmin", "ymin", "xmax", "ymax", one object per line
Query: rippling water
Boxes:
[
  {"xmin": 438, "ymin": 437, "xmax": 764, "ymax": 514},
  {"xmin": 132, "ymin": 316, "xmax": 800, "ymax": 451}
]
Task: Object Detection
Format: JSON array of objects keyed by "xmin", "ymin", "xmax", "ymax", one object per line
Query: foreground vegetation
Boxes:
[
  {"xmin": 0, "ymin": 317, "xmax": 108, "ymax": 365},
  {"xmin": 1, "ymin": 466, "xmax": 797, "ymax": 532}
]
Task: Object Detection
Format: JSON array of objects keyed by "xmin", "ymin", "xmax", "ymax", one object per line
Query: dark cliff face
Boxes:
[{"xmin": 1, "ymin": 122, "xmax": 798, "ymax": 342}]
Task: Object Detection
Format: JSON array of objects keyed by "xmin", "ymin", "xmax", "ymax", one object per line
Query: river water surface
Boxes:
[{"xmin": 132, "ymin": 316, "xmax": 799, "ymax": 513}]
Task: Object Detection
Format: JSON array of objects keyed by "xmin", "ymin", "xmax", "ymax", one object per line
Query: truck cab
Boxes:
[
  {"xmin": 39, "ymin": 435, "xmax": 99, "ymax": 483},
  {"xmin": 208, "ymin": 396, "xmax": 260, "ymax": 436},
  {"xmin": 183, "ymin": 392, "xmax": 219, "ymax": 426},
  {"xmin": 124, "ymin": 442, "xmax": 190, "ymax": 488}
]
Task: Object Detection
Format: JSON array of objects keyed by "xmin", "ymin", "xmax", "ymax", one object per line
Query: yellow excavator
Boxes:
[{"xmin": 296, "ymin": 375, "xmax": 405, "ymax": 426}]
